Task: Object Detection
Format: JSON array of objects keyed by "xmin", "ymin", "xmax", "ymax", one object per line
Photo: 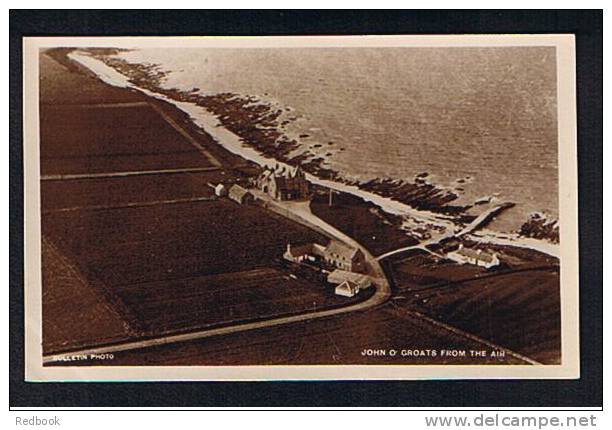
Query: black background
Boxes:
[{"xmin": 9, "ymin": 10, "xmax": 602, "ymax": 408}]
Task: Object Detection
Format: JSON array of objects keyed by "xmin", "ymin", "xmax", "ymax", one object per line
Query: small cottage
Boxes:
[
  {"xmin": 214, "ymin": 183, "xmax": 228, "ymax": 197},
  {"xmin": 335, "ymin": 280, "xmax": 360, "ymax": 297},
  {"xmin": 446, "ymin": 244, "xmax": 500, "ymax": 269},
  {"xmin": 327, "ymin": 269, "xmax": 372, "ymax": 290}
]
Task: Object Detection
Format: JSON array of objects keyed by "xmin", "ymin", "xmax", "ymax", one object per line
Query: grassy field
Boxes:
[
  {"xmin": 404, "ymin": 269, "xmax": 561, "ymax": 364},
  {"xmin": 112, "ymin": 267, "xmax": 366, "ymax": 335},
  {"xmin": 43, "ymin": 199, "xmax": 328, "ymax": 285},
  {"xmin": 42, "ymin": 238, "xmax": 134, "ymax": 354},
  {"xmin": 40, "ymin": 104, "xmax": 215, "ymax": 175},
  {"xmin": 310, "ymin": 189, "xmax": 418, "ymax": 256},
  {"xmin": 388, "ymin": 244, "xmax": 561, "ymax": 363},
  {"xmin": 40, "ymin": 49, "xmax": 144, "ymax": 105}
]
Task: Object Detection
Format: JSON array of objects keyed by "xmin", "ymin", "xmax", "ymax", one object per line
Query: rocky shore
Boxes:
[
  {"xmin": 55, "ymin": 48, "xmax": 560, "ymax": 251},
  {"xmin": 76, "ymin": 48, "xmax": 475, "ymax": 218},
  {"xmin": 519, "ymin": 213, "xmax": 559, "ymax": 243}
]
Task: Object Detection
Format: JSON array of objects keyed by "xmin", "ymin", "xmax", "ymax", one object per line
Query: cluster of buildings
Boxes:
[
  {"xmin": 212, "ymin": 163, "xmax": 310, "ymax": 206},
  {"xmin": 284, "ymin": 240, "xmax": 371, "ymax": 297},
  {"xmin": 213, "ymin": 183, "xmax": 254, "ymax": 205},
  {"xmin": 284, "ymin": 241, "xmax": 366, "ymax": 273},
  {"xmin": 446, "ymin": 244, "xmax": 500, "ymax": 269},
  {"xmin": 255, "ymin": 164, "xmax": 310, "ymax": 201}
]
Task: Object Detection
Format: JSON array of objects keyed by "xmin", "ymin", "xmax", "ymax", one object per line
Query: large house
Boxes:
[
  {"xmin": 322, "ymin": 241, "xmax": 365, "ymax": 272},
  {"xmin": 256, "ymin": 164, "xmax": 310, "ymax": 201},
  {"xmin": 284, "ymin": 240, "xmax": 365, "ymax": 272},
  {"xmin": 446, "ymin": 244, "xmax": 500, "ymax": 269}
]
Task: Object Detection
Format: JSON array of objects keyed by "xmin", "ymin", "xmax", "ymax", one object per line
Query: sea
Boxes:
[{"xmin": 116, "ymin": 46, "xmax": 559, "ymax": 233}]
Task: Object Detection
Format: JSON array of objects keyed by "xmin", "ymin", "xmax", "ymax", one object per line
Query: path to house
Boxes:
[{"xmin": 376, "ymin": 203, "xmax": 514, "ymax": 261}]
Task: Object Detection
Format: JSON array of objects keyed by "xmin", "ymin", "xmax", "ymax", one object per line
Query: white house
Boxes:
[
  {"xmin": 335, "ymin": 280, "xmax": 360, "ymax": 297},
  {"xmin": 214, "ymin": 183, "xmax": 228, "ymax": 197},
  {"xmin": 327, "ymin": 269, "xmax": 372, "ymax": 290},
  {"xmin": 446, "ymin": 244, "xmax": 500, "ymax": 269}
]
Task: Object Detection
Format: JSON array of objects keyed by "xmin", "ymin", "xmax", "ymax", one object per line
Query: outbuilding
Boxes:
[
  {"xmin": 214, "ymin": 183, "xmax": 228, "ymax": 197},
  {"xmin": 327, "ymin": 269, "xmax": 372, "ymax": 290},
  {"xmin": 228, "ymin": 184, "xmax": 254, "ymax": 205},
  {"xmin": 446, "ymin": 244, "xmax": 500, "ymax": 269},
  {"xmin": 335, "ymin": 280, "xmax": 360, "ymax": 297}
]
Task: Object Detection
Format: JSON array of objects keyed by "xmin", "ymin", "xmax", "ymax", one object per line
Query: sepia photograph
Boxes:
[{"xmin": 22, "ymin": 35, "xmax": 579, "ymax": 381}]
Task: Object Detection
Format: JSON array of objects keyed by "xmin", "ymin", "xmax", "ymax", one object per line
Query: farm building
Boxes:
[
  {"xmin": 327, "ymin": 269, "xmax": 372, "ymax": 290},
  {"xmin": 228, "ymin": 184, "xmax": 254, "ymax": 205},
  {"xmin": 335, "ymin": 280, "xmax": 361, "ymax": 297},
  {"xmin": 214, "ymin": 183, "xmax": 228, "ymax": 197},
  {"xmin": 322, "ymin": 241, "xmax": 365, "ymax": 272},
  {"xmin": 283, "ymin": 240, "xmax": 365, "ymax": 272},
  {"xmin": 446, "ymin": 244, "xmax": 500, "ymax": 269},
  {"xmin": 256, "ymin": 164, "xmax": 310, "ymax": 201},
  {"xmin": 284, "ymin": 243, "xmax": 326, "ymax": 264}
]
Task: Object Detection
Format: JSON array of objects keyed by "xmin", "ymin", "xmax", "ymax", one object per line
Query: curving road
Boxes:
[{"xmin": 43, "ymin": 194, "xmax": 391, "ymax": 364}]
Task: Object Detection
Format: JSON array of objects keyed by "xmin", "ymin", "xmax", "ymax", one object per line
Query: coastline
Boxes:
[{"xmin": 65, "ymin": 48, "xmax": 560, "ymax": 258}]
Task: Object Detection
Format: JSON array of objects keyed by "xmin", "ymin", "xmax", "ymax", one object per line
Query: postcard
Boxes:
[{"xmin": 23, "ymin": 35, "xmax": 578, "ymax": 381}]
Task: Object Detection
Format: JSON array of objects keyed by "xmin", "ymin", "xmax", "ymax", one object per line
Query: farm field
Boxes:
[
  {"xmin": 43, "ymin": 199, "xmax": 329, "ymax": 286},
  {"xmin": 112, "ymin": 267, "xmax": 367, "ymax": 336},
  {"xmin": 42, "ymin": 238, "xmax": 134, "ymax": 354},
  {"xmin": 403, "ymin": 269, "xmax": 561, "ymax": 364},
  {"xmin": 63, "ymin": 303, "xmax": 525, "ymax": 366},
  {"xmin": 40, "ymin": 49, "xmax": 144, "ymax": 105},
  {"xmin": 388, "ymin": 247, "xmax": 561, "ymax": 364},
  {"xmin": 40, "ymin": 103, "xmax": 216, "ymax": 175},
  {"xmin": 42, "ymin": 197, "xmax": 339, "ymax": 351},
  {"xmin": 41, "ymin": 170, "xmax": 226, "ymax": 212}
]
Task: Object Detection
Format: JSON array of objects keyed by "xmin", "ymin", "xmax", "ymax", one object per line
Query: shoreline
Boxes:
[{"xmin": 64, "ymin": 48, "xmax": 560, "ymax": 258}]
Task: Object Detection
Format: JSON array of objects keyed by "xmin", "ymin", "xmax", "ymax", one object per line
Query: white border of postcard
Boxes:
[{"xmin": 23, "ymin": 34, "xmax": 579, "ymax": 381}]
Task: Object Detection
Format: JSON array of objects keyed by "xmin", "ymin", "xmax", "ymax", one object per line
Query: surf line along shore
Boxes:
[{"xmin": 67, "ymin": 50, "xmax": 559, "ymax": 259}]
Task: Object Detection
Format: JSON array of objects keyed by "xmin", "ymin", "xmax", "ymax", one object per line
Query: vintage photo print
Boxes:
[{"xmin": 23, "ymin": 35, "xmax": 578, "ymax": 381}]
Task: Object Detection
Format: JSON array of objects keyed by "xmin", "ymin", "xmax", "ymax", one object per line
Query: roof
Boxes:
[
  {"xmin": 228, "ymin": 184, "xmax": 252, "ymax": 200},
  {"xmin": 336, "ymin": 280, "xmax": 359, "ymax": 292},
  {"xmin": 450, "ymin": 247, "xmax": 496, "ymax": 263},
  {"xmin": 325, "ymin": 241, "xmax": 361, "ymax": 261},
  {"xmin": 286, "ymin": 243, "xmax": 315, "ymax": 258},
  {"xmin": 327, "ymin": 269, "xmax": 371, "ymax": 287}
]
